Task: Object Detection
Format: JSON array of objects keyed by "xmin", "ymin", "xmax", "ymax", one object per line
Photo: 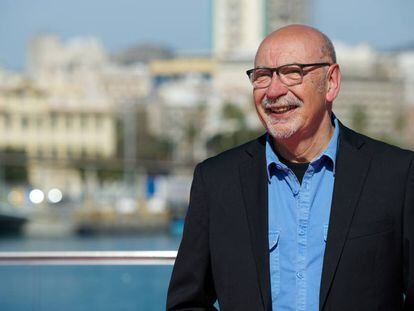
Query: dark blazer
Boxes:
[{"xmin": 167, "ymin": 123, "xmax": 414, "ymax": 311}]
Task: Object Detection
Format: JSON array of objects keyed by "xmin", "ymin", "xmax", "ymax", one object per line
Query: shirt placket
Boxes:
[{"xmin": 295, "ymin": 165, "xmax": 314, "ymax": 311}]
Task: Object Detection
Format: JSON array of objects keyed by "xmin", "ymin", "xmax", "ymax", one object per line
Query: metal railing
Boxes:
[{"xmin": 0, "ymin": 251, "xmax": 177, "ymax": 265}]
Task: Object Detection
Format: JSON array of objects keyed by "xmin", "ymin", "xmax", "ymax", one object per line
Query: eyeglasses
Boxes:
[{"xmin": 246, "ymin": 62, "xmax": 332, "ymax": 88}]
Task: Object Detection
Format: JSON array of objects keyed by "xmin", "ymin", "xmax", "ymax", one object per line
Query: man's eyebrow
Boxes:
[
  {"xmin": 254, "ymin": 63, "xmax": 299, "ymax": 69},
  {"xmin": 254, "ymin": 65, "xmax": 271, "ymax": 69}
]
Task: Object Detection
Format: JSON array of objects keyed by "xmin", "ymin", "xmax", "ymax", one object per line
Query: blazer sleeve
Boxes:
[
  {"xmin": 166, "ymin": 163, "xmax": 218, "ymax": 310},
  {"xmin": 404, "ymin": 155, "xmax": 414, "ymax": 309}
]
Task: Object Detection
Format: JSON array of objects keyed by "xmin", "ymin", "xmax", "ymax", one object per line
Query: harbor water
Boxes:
[{"xmin": 0, "ymin": 234, "xmax": 181, "ymax": 311}]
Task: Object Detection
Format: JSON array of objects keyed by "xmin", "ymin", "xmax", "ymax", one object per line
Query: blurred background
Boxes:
[{"xmin": 0, "ymin": 0, "xmax": 413, "ymax": 310}]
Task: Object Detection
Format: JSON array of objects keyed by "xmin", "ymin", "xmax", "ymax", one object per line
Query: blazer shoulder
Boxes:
[{"xmin": 341, "ymin": 124, "xmax": 414, "ymax": 162}]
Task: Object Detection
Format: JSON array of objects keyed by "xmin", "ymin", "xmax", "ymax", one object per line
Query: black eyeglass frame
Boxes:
[{"xmin": 246, "ymin": 62, "xmax": 332, "ymax": 87}]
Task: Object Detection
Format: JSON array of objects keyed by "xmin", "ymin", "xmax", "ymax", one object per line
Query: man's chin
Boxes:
[{"xmin": 266, "ymin": 122, "xmax": 300, "ymax": 140}]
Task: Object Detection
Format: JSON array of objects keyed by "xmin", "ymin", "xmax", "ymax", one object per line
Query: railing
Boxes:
[{"xmin": 0, "ymin": 251, "xmax": 177, "ymax": 265}]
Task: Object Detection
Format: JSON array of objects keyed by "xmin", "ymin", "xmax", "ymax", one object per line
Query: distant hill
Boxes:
[
  {"xmin": 111, "ymin": 43, "xmax": 175, "ymax": 65},
  {"xmin": 385, "ymin": 41, "xmax": 414, "ymax": 53}
]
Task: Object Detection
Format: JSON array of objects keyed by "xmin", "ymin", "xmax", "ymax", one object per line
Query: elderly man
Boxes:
[{"xmin": 167, "ymin": 25, "xmax": 414, "ymax": 310}]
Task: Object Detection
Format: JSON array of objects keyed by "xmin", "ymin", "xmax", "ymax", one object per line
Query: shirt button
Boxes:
[
  {"xmin": 299, "ymin": 229, "xmax": 305, "ymax": 236},
  {"xmin": 296, "ymin": 272, "xmax": 304, "ymax": 279}
]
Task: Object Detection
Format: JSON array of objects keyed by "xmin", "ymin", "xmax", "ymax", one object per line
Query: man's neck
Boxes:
[{"xmin": 272, "ymin": 117, "xmax": 335, "ymax": 163}]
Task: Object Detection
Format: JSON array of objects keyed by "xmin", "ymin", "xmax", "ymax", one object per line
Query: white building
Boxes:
[
  {"xmin": 213, "ymin": 0, "xmax": 307, "ymax": 59},
  {"xmin": 0, "ymin": 35, "xmax": 154, "ymax": 193},
  {"xmin": 397, "ymin": 51, "xmax": 414, "ymax": 148},
  {"xmin": 397, "ymin": 51, "xmax": 414, "ymax": 106},
  {"xmin": 333, "ymin": 43, "xmax": 405, "ymax": 141},
  {"xmin": 28, "ymin": 35, "xmax": 151, "ymax": 106},
  {"xmin": 147, "ymin": 73, "xmax": 211, "ymax": 161}
]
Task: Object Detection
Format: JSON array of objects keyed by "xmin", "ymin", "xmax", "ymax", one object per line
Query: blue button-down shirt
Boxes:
[{"xmin": 266, "ymin": 118, "xmax": 340, "ymax": 311}]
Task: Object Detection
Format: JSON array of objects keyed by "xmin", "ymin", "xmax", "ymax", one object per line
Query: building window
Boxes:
[
  {"xmin": 4, "ymin": 114, "xmax": 11, "ymax": 127},
  {"xmin": 21, "ymin": 116, "xmax": 29, "ymax": 129},
  {"xmin": 66, "ymin": 115, "xmax": 73, "ymax": 129},
  {"xmin": 96, "ymin": 115, "xmax": 103, "ymax": 129},
  {"xmin": 81, "ymin": 115, "xmax": 88, "ymax": 129},
  {"xmin": 51, "ymin": 148, "xmax": 57, "ymax": 159},
  {"xmin": 50, "ymin": 113, "xmax": 58, "ymax": 128}
]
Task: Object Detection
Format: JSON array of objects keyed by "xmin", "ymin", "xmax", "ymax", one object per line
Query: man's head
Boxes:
[{"xmin": 250, "ymin": 24, "xmax": 341, "ymax": 142}]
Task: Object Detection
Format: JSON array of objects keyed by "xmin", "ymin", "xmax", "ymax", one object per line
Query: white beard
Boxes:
[{"xmin": 261, "ymin": 95, "xmax": 305, "ymax": 139}]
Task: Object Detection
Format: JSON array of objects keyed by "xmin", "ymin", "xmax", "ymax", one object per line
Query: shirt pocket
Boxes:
[{"xmin": 269, "ymin": 231, "xmax": 280, "ymax": 298}]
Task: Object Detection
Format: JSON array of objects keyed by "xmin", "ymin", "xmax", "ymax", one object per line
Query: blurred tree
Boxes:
[
  {"xmin": 206, "ymin": 129, "xmax": 263, "ymax": 155},
  {"xmin": 115, "ymin": 118, "xmax": 124, "ymax": 158},
  {"xmin": 181, "ymin": 103, "xmax": 206, "ymax": 162},
  {"xmin": 139, "ymin": 136, "xmax": 174, "ymax": 161},
  {"xmin": 376, "ymin": 133, "xmax": 405, "ymax": 149},
  {"xmin": 0, "ymin": 148, "xmax": 28, "ymax": 184},
  {"xmin": 222, "ymin": 102, "xmax": 246, "ymax": 126},
  {"xmin": 350, "ymin": 104, "xmax": 367, "ymax": 133},
  {"xmin": 206, "ymin": 102, "xmax": 262, "ymax": 155},
  {"xmin": 96, "ymin": 168, "xmax": 124, "ymax": 181},
  {"xmin": 394, "ymin": 111, "xmax": 407, "ymax": 135}
]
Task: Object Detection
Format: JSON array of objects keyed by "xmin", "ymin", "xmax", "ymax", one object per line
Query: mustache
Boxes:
[{"xmin": 261, "ymin": 95, "xmax": 304, "ymax": 109}]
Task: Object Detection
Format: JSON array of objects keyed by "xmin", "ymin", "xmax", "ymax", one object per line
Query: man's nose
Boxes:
[{"xmin": 266, "ymin": 72, "xmax": 289, "ymax": 99}]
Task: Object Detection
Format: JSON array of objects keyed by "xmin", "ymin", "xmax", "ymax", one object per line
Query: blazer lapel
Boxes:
[
  {"xmin": 239, "ymin": 135, "xmax": 271, "ymax": 311},
  {"xmin": 319, "ymin": 125, "xmax": 372, "ymax": 310}
]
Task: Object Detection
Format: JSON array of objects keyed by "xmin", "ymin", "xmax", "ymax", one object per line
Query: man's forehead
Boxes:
[
  {"xmin": 255, "ymin": 37, "xmax": 324, "ymax": 66},
  {"xmin": 255, "ymin": 46, "xmax": 314, "ymax": 66}
]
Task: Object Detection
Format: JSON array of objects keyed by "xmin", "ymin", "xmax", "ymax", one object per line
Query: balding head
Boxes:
[
  {"xmin": 250, "ymin": 24, "xmax": 342, "ymax": 155},
  {"xmin": 255, "ymin": 24, "xmax": 336, "ymax": 67}
]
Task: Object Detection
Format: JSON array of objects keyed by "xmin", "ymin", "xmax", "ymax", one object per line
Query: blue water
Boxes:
[{"xmin": 0, "ymin": 234, "xmax": 182, "ymax": 311}]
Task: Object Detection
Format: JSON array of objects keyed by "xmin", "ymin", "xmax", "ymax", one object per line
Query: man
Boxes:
[{"xmin": 167, "ymin": 24, "xmax": 414, "ymax": 310}]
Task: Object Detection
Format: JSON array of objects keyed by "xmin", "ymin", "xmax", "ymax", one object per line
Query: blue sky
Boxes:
[{"xmin": 1, "ymin": 0, "xmax": 413, "ymax": 70}]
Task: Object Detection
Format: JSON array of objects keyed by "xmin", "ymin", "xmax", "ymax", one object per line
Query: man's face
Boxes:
[{"xmin": 253, "ymin": 34, "xmax": 331, "ymax": 141}]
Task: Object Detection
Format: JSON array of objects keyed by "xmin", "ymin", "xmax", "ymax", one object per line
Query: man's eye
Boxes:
[
  {"xmin": 279, "ymin": 66, "xmax": 301, "ymax": 76},
  {"xmin": 254, "ymin": 70, "xmax": 272, "ymax": 81}
]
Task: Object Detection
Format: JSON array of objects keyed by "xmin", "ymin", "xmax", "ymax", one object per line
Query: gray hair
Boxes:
[{"xmin": 320, "ymin": 32, "xmax": 336, "ymax": 63}]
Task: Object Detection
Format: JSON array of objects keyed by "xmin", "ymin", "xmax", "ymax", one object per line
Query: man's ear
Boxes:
[{"xmin": 325, "ymin": 64, "xmax": 341, "ymax": 103}]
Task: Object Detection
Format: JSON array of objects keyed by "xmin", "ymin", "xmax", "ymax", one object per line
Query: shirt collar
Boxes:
[{"xmin": 265, "ymin": 115, "xmax": 340, "ymax": 181}]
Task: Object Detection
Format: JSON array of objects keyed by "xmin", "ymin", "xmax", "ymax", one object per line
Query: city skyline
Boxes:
[{"xmin": 1, "ymin": 0, "xmax": 414, "ymax": 70}]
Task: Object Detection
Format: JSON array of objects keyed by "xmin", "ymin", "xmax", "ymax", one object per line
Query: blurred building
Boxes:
[
  {"xmin": 0, "ymin": 35, "xmax": 154, "ymax": 193},
  {"xmin": 28, "ymin": 35, "xmax": 151, "ymax": 104},
  {"xmin": 397, "ymin": 51, "xmax": 414, "ymax": 149},
  {"xmin": 1, "ymin": 30, "xmax": 413, "ymax": 198},
  {"xmin": 208, "ymin": 58, "xmax": 261, "ymax": 135},
  {"xmin": 149, "ymin": 57, "xmax": 214, "ymax": 87},
  {"xmin": 0, "ymin": 82, "xmax": 115, "ymax": 160},
  {"xmin": 213, "ymin": 0, "xmax": 307, "ymax": 59},
  {"xmin": 102, "ymin": 63, "xmax": 150, "ymax": 104},
  {"xmin": 147, "ymin": 77, "xmax": 211, "ymax": 161},
  {"xmin": 28, "ymin": 35, "xmax": 107, "ymax": 98},
  {"xmin": 333, "ymin": 43, "xmax": 405, "ymax": 143},
  {"xmin": 0, "ymin": 76, "xmax": 116, "ymax": 194},
  {"xmin": 144, "ymin": 57, "xmax": 213, "ymax": 161}
]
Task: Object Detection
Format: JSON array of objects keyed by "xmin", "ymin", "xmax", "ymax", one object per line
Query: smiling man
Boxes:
[{"xmin": 167, "ymin": 25, "xmax": 414, "ymax": 311}]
